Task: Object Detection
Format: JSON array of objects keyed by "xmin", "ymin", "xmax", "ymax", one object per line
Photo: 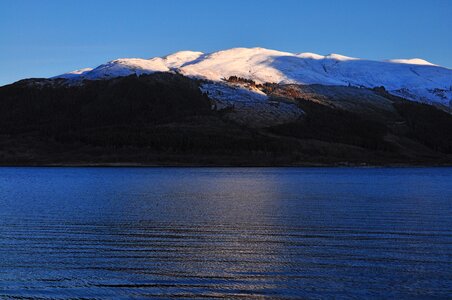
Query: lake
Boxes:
[{"xmin": 0, "ymin": 167, "xmax": 451, "ymax": 299}]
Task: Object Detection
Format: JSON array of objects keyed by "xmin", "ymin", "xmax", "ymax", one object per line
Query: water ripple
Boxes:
[{"xmin": 0, "ymin": 167, "xmax": 451, "ymax": 298}]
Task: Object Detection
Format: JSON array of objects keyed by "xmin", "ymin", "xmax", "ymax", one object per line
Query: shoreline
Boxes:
[{"xmin": 1, "ymin": 162, "xmax": 452, "ymax": 168}]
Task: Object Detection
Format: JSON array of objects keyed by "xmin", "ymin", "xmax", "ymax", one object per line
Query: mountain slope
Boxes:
[
  {"xmin": 2, "ymin": 47, "xmax": 452, "ymax": 165},
  {"xmin": 54, "ymin": 47, "xmax": 452, "ymax": 106},
  {"xmin": 1, "ymin": 73, "xmax": 452, "ymax": 166}
]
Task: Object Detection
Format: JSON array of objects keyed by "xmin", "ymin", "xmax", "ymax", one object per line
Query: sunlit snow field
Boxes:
[{"xmin": 56, "ymin": 47, "xmax": 452, "ymax": 106}]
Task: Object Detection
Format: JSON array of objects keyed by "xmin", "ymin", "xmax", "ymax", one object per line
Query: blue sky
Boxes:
[{"xmin": 0, "ymin": 0, "xmax": 451, "ymax": 85}]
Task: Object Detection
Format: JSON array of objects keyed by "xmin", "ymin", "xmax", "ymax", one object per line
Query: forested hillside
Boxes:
[{"xmin": 1, "ymin": 73, "xmax": 451, "ymax": 165}]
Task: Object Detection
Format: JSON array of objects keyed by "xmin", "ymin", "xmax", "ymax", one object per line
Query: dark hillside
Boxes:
[
  {"xmin": 0, "ymin": 74, "xmax": 451, "ymax": 165},
  {"xmin": 0, "ymin": 73, "xmax": 212, "ymax": 134},
  {"xmin": 394, "ymin": 101, "xmax": 452, "ymax": 153}
]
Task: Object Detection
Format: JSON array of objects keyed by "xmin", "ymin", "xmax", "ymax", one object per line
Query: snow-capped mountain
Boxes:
[{"xmin": 55, "ymin": 47, "xmax": 452, "ymax": 106}]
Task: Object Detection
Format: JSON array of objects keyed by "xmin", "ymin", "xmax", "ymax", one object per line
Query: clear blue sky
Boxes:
[{"xmin": 1, "ymin": 0, "xmax": 451, "ymax": 85}]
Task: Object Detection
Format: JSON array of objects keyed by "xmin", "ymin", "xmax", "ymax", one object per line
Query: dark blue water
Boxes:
[{"xmin": 0, "ymin": 167, "xmax": 451, "ymax": 299}]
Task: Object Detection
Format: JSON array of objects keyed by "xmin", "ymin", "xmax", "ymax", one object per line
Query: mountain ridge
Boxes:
[
  {"xmin": 1, "ymin": 47, "xmax": 452, "ymax": 165},
  {"xmin": 52, "ymin": 47, "xmax": 452, "ymax": 107}
]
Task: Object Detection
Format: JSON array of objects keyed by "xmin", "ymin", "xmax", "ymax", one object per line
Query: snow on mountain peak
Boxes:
[
  {"xmin": 54, "ymin": 47, "xmax": 452, "ymax": 105},
  {"xmin": 324, "ymin": 53, "xmax": 358, "ymax": 61},
  {"xmin": 296, "ymin": 53, "xmax": 325, "ymax": 60},
  {"xmin": 68, "ymin": 67, "xmax": 93, "ymax": 74},
  {"xmin": 83, "ymin": 58, "xmax": 169, "ymax": 79},
  {"xmin": 162, "ymin": 51, "xmax": 204, "ymax": 68},
  {"xmin": 177, "ymin": 47, "xmax": 296, "ymax": 83},
  {"xmin": 387, "ymin": 58, "xmax": 437, "ymax": 66},
  {"xmin": 54, "ymin": 67, "xmax": 93, "ymax": 79}
]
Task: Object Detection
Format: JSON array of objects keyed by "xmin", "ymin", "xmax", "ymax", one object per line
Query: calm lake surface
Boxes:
[{"xmin": 0, "ymin": 167, "xmax": 451, "ymax": 299}]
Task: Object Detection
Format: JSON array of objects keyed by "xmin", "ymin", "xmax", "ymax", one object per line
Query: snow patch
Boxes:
[
  {"xmin": 201, "ymin": 82, "xmax": 304, "ymax": 128},
  {"xmin": 53, "ymin": 67, "xmax": 93, "ymax": 79},
  {"xmin": 324, "ymin": 53, "xmax": 359, "ymax": 61},
  {"xmin": 388, "ymin": 58, "xmax": 437, "ymax": 66}
]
